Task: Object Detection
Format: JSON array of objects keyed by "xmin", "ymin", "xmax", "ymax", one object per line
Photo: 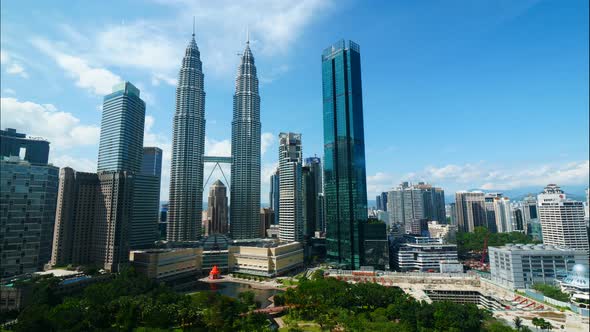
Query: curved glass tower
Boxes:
[
  {"xmin": 230, "ymin": 40, "xmax": 261, "ymax": 239},
  {"xmin": 167, "ymin": 33, "xmax": 206, "ymax": 242}
]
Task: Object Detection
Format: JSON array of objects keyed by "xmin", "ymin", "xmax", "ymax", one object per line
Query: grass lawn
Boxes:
[{"xmin": 278, "ymin": 321, "xmax": 323, "ymax": 332}]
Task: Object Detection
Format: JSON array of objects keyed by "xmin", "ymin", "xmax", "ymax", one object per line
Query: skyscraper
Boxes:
[
  {"xmin": 230, "ymin": 38, "xmax": 261, "ymax": 240},
  {"xmin": 380, "ymin": 192, "xmax": 388, "ymax": 212},
  {"xmin": 130, "ymin": 147, "xmax": 163, "ymax": 249},
  {"xmin": 455, "ymin": 191, "xmax": 487, "ymax": 233},
  {"xmin": 537, "ymin": 184, "xmax": 589, "ymax": 252},
  {"xmin": 206, "ymin": 180, "xmax": 228, "ymax": 236},
  {"xmin": 322, "ymin": 40, "xmax": 368, "ymax": 269},
  {"xmin": 376, "ymin": 195, "xmax": 382, "ymax": 210},
  {"xmin": 387, "ymin": 182, "xmax": 445, "ymax": 233},
  {"xmin": 484, "ymin": 193, "xmax": 513, "ymax": 233},
  {"xmin": 304, "ymin": 156, "xmax": 323, "ymax": 232},
  {"xmin": 51, "ymin": 168, "xmax": 99, "ymax": 267},
  {"xmin": 97, "ymin": 82, "xmax": 145, "ymax": 174},
  {"xmin": 1, "ymin": 128, "xmax": 50, "ymax": 164},
  {"xmin": 278, "ymin": 132, "xmax": 303, "ymax": 242},
  {"xmin": 168, "ymin": 32, "xmax": 206, "ymax": 242},
  {"xmin": 1, "ymin": 156, "xmax": 58, "ymax": 277},
  {"xmin": 270, "ymin": 169, "xmax": 279, "ymax": 225},
  {"xmin": 52, "ymin": 81, "xmax": 146, "ymax": 271}
]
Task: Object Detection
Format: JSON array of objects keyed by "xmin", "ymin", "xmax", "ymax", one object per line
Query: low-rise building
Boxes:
[
  {"xmin": 230, "ymin": 241, "xmax": 304, "ymax": 277},
  {"xmin": 489, "ymin": 244, "xmax": 588, "ymax": 289},
  {"xmin": 129, "ymin": 248, "xmax": 203, "ymax": 280},
  {"xmin": 427, "ymin": 221, "xmax": 457, "ymax": 242},
  {"xmin": 398, "ymin": 243, "xmax": 458, "ymax": 272},
  {"xmin": 129, "ymin": 238, "xmax": 304, "ymax": 280}
]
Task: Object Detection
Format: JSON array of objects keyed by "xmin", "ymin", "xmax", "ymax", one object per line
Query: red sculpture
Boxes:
[{"xmin": 209, "ymin": 265, "xmax": 221, "ymax": 280}]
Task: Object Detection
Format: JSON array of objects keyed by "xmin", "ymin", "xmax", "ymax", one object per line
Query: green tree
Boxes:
[{"xmin": 514, "ymin": 316, "xmax": 523, "ymax": 331}]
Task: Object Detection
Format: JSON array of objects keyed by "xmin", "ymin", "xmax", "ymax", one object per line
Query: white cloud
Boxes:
[
  {"xmin": 0, "ymin": 97, "xmax": 100, "ymax": 148},
  {"xmin": 2, "ymin": 88, "xmax": 16, "ymax": 95},
  {"xmin": 366, "ymin": 172, "xmax": 395, "ymax": 198},
  {"xmin": 366, "ymin": 161, "xmax": 590, "ymax": 199},
  {"xmin": 405, "ymin": 161, "xmax": 590, "ymax": 191},
  {"xmin": 261, "ymin": 132, "xmax": 275, "ymax": 155},
  {"xmin": 205, "ymin": 137, "xmax": 231, "ymax": 156},
  {"xmin": 49, "ymin": 155, "xmax": 96, "ymax": 172},
  {"xmin": 6, "ymin": 63, "xmax": 28, "ymax": 78},
  {"xmin": 32, "ymin": 38, "xmax": 121, "ymax": 95},
  {"xmin": 0, "ymin": 50, "xmax": 8, "ymax": 64},
  {"xmin": 1, "ymin": 50, "xmax": 28, "ymax": 78}
]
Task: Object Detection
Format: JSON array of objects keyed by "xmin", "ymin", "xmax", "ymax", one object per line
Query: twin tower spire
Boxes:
[{"xmin": 167, "ymin": 22, "xmax": 261, "ymax": 242}]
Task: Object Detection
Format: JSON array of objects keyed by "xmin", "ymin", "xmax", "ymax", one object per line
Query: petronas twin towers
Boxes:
[{"xmin": 167, "ymin": 31, "xmax": 261, "ymax": 242}]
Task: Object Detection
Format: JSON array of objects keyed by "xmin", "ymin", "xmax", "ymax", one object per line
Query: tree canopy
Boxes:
[
  {"xmin": 10, "ymin": 268, "xmax": 270, "ymax": 332},
  {"xmin": 282, "ymin": 277, "xmax": 516, "ymax": 332}
]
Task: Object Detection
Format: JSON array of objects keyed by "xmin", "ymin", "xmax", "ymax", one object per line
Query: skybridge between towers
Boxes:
[{"xmin": 203, "ymin": 156, "xmax": 232, "ymax": 192}]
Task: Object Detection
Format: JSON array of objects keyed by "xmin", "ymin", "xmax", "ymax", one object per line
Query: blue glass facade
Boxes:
[
  {"xmin": 0, "ymin": 158, "xmax": 59, "ymax": 277},
  {"xmin": 97, "ymin": 82, "xmax": 145, "ymax": 174},
  {"xmin": 322, "ymin": 40, "xmax": 368, "ymax": 270},
  {"xmin": 141, "ymin": 147, "xmax": 163, "ymax": 177}
]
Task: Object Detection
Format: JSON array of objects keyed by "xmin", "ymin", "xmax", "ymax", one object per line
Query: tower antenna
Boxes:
[
  {"xmin": 192, "ymin": 16, "xmax": 195, "ymax": 37},
  {"xmin": 246, "ymin": 25, "xmax": 249, "ymax": 44}
]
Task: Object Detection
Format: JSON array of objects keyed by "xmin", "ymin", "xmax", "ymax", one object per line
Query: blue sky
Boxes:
[{"xmin": 1, "ymin": 0, "xmax": 588, "ymax": 202}]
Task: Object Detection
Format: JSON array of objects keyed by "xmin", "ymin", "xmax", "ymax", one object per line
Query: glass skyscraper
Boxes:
[
  {"xmin": 97, "ymin": 82, "xmax": 146, "ymax": 174},
  {"xmin": 322, "ymin": 40, "xmax": 368, "ymax": 270},
  {"xmin": 131, "ymin": 147, "xmax": 163, "ymax": 249},
  {"xmin": 168, "ymin": 33, "xmax": 206, "ymax": 242},
  {"xmin": 230, "ymin": 39, "xmax": 261, "ymax": 239},
  {"xmin": 1, "ymin": 157, "xmax": 58, "ymax": 277}
]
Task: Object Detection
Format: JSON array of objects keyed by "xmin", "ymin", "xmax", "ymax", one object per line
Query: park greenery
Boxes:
[
  {"xmin": 532, "ymin": 283, "xmax": 570, "ymax": 302},
  {"xmin": 278, "ymin": 271, "xmax": 518, "ymax": 332},
  {"xmin": 453, "ymin": 226, "xmax": 539, "ymax": 259},
  {"xmin": 6, "ymin": 268, "xmax": 270, "ymax": 332}
]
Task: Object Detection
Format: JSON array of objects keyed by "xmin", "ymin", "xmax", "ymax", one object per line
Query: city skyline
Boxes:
[{"xmin": 1, "ymin": 1, "xmax": 588, "ymax": 203}]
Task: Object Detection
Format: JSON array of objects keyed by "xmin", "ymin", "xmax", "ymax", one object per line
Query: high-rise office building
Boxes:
[
  {"xmin": 1, "ymin": 128, "xmax": 50, "ymax": 164},
  {"xmin": 97, "ymin": 171, "xmax": 134, "ymax": 272},
  {"xmin": 380, "ymin": 192, "xmax": 388, "ymax": 212},
  {"xmin": 512, "ymin": 206, "xmax": 525, "ymax": 232},
  {"xmin": 97, "ymin": 82, "xmax": 145, "ymax": 174},
  {"xmin": 304, "ymin": 156, "xmax": 323, "ymax": 233},
  {"xmin": 537, "ymin": 184, "xmax": 589, "ymax": 252},
  {"xmin": 206, "ymin": 180, "xmax": 228, "ymax": 236},
  {"xmin": 230, "ymin": 38, "xmax": 261, "ymax": 240},
  {"xmin": 260, "ymin": 208, "xmax": 274, "ymax": 238},
  {"xmin": 322, "ymin": 40, "xmax": 368, "ymax": 269},
  {"xmin": 455, "ymin": 191, "xmax": 487, "ymax": 233},
  {"xmin": 141, "ymin": 147, "xmax": 163, "ymax": 177},
  {"xmin": 130, "ymin": 147, "xmax": 162, "ymax": 249},
  {"xmin": 51, "ymin": 168, "xmax": 99, "ymax": 267},
  {"xmin": 51, "ymin": 168, "xmax": 133, "ymax": 272},
  {"xmin": 168, "ymin": 32, "xmax": 206, "ymax": 242},
  {"xmin": 1, "ymin": 156, "xmax": 58, "ymax": 277},
  {"xmin": 270, "ymin": 169, "xmax": 279, "ymax": 225},
  {"xmin": 278, "ymin": 132, "xmax": 303, "ymax": 242},
  {"xmin": 302, "ymin": 166, "xmax": 314, "ymax": 239},
  {"xmin": 387, "ymin": 182, "xmax": 445, "ymax": 233},
  {"xmin": 522, "ymin": 194, "xmax": 538, "ymax": 235},
  {"xmin": 484, "ymin": 193, "xmax": 513, "ymax": 233},
  {"xmin": 376, "ymin": 195, "xmax": 382, "ymax": 210}
]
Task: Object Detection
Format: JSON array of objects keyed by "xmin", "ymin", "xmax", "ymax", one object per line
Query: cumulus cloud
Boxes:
[
  {"xmin": 49, "ymin": 155, "xmax": 96, "ymax": 172},
  {"xmin": 1, "ymin": 50, "xmax": 28, "ymax": 78},
  {"xmin": 366, "ymin": 161, "xmax": 590, "ymax": 198},
  {"xmin": 205, "ymin": 137, "xmax": 232, "ymax": 156},
  {"xmin": 0, "ymin": 97, "xmax": 100, "ymax": 148},
  {"xmin": 261, "ymin": 132, "xmax": 275, "ymax": 155},
  {"xmin": 31, "ymin": 38, "xmax": 121, "ymax": 95}
]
